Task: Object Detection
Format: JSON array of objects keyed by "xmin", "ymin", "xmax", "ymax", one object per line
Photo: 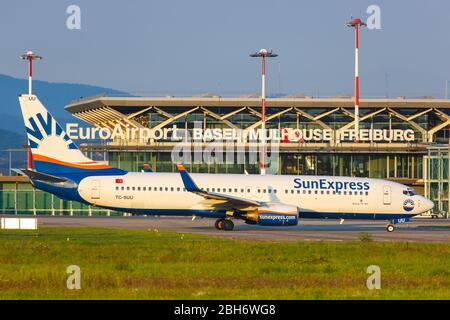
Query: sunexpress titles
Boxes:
[{"xmin": 293, "ymin": 178, "xmax": 370, "ymax": 193}]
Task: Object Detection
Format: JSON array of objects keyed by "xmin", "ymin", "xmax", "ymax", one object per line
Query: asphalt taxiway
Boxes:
[{"xmin": 33, "ymin": 216, "xmax": 450, "ymax": 242}]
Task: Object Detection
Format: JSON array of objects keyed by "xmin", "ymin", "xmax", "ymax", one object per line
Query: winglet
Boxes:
[{"xmin": 176, "ymin": 163, "xmax": 201, "ymax": 192}]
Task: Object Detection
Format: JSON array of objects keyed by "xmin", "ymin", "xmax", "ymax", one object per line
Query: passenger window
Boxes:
[
  {"xmin": 127, "ymin": 186, "xmax": 130, "ymax": 191},
  {"xmin": 234, "ymin": 188, "xmax": 238, "ymax": 193},
  {"xmin": 212, "ymin": 188, "xmax": 215, "ymax": 192},
  {"xmin": 268, "ymin": 189, "xmax": 272, "ymax": 194},
  {"xmin": 297, "ymin": 190, "xmax": 300, "ymax": 194},
  {"xmin": 285, "ymin": 190, "xmax": 288, "ymax": 194},
  {"xmin": 303, "ymin": 190, "xmax": 306, "ymax": 194},
  {"xmin": 365, "ymin": 191, "xmax": 369, "ymax": 196},
  {"xmin": 343, "ymin": 191, "xmax": 347, "ymax": 195},
  {"xmin": 121, "ymin": 186, "xmax": 124, "ymax": 191},
  {"xmin": 349, "ymin": 191, "xmax": 352, "ymax": 195},
  {"xmin": 137, "ymin": 187, "xmax": 141, "ymax": 191},
  {"xmin": 229, "ymin": 188, "xmax": 232, "ymax": 193},
  {"xmin": 171, "ymin": 187, "xmax": 174, "ymax": 191},
  {"xmin": 241, "ymin": 189, "xmax": 244, "ymax": 193},
  {"xmin": 326, "ymin": 190, "xmax": 330, "ymax": 195},
  {"xmin": 247, "ymin": 189, "xmax": 250, "ymax": 193},
  {"xmin": 308, "ymin": 190, "xmax": 312, "ymax": 194},
  {"xmin": 165, "ymin": 187, "xmax": 168, "ymax": 191},
  {"xmin": 257, "ymin": 189, "xmax": 261, "ymax": 193},
  {"xmin": 159, "ymin": 187, "xmax": 163, "ymax": 191},
  {"xmin": 177, "ymin": 187, "xmax": 180, "ymax": 191},
  {"xmin": 291, "ymin": 190, "xmax": 295, "ymax": 194},
  {"xmin": 274, "ymin": 189, "xmax": 277, "ymax": 194},
  {"xmin": 263, "ymin": 189, "xmax": 266, "ymax": 193}
]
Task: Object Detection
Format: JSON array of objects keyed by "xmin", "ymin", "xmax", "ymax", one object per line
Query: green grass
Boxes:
[{"xmin": 0, "ymin": 227, "xmax": 449, "ymax": 299}]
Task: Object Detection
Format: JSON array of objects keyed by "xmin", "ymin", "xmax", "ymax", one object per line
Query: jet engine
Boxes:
[{"xmin": 244, "ymin": 203, "xmax": 298, "ymax": 226}]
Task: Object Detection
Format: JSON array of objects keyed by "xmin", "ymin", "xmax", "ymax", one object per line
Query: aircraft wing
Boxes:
[{"xmin": 176, "ymin": 164, "xmax": 261, "ymax": 210}]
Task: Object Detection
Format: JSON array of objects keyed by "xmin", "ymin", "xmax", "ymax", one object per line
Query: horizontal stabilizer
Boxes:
[{"xmin": 15, "ymin": 168, "xmax": 68, "ymax": 183}]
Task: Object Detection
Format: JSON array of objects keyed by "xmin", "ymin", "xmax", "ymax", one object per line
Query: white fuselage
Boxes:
[{"xmin": 77, "ymin": 173, "xmax": 432, "ymax": 218}]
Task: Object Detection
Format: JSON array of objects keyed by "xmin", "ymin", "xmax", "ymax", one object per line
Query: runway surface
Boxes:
[{"xmin": 33, "ymin": 216, "xmax": 450, "ymax": 242}]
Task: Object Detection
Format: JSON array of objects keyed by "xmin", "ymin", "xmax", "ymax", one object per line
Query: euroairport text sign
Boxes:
[{"xmin": 66, "ymin": 123, "xmax": 416, "ymax": 143}]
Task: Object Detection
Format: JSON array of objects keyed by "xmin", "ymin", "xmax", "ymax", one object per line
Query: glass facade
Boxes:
[
  {"xmin": 0, "ymin": 179, "xmax": 116, "ymax": 216},
  {"xmin": 426, "ymin": 147, "xmax": 449, "ymax": 216},
  {"xmin": 107, "ymin": 150, "xmax": 424, "ymax": 180}
]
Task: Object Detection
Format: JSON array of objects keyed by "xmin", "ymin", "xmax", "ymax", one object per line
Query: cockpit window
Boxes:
[{"xmin": 403, "ymin": 188, "xmax": 417, "ymax": 196}]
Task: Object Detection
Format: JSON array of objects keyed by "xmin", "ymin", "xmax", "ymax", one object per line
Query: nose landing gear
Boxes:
[
  {"xmin": 215, "ymin": 218, "xmax": 234, "ymax": 231},
  {"xmin": 386, "ymin": 217, "xmax": 411, "ymax": 232}
]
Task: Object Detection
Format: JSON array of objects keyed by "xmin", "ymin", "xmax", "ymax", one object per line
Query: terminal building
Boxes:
[{"xmin": 1, "ymin": 95, "xmax": 449, "ymax": 216}]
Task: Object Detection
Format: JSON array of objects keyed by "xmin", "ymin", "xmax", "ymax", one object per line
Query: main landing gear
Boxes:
[
  {"xmin": 215, "ymin": 218, "xmax": 234, "ymax": 231},
  {"xmin": 386, "ymin": 224, "xmax": 395, "ymax": 232}
]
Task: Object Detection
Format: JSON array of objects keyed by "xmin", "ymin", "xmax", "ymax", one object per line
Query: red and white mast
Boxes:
[
  {"xmin": 20, "ymin": 51, "xmax": 42, "ymax": 169},
  {"xmin": 20, "ymin": 51, "xmax": 42, "ymax": 96},
  {"xmin": 346, "ymin": 18, "xmax": 366, "ymax": 143},
  {"xmin": 250, "ymin": 48, "xmax": 278, "ymax": 175}
]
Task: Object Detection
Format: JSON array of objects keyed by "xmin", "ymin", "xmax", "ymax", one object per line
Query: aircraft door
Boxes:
[
  {"xmin": 91, "ymin": 180, "xmax": 101, "ymax": 199},
  {"xmin": 383, "ymin": 185, "xmax": 391, "ymax": 205}
]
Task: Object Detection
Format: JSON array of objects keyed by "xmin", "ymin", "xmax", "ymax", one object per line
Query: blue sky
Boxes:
[{"xmin": 1, "ymin": 0, "xmax": 449, "ymax": 97}]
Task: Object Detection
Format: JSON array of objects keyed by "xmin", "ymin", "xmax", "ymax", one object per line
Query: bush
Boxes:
[{"xmin": 359, "ymin": 232, "xmax": 373, "ymax": 242}]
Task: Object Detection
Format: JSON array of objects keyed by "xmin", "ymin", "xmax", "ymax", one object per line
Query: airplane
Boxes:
[{"xmin": 16, "ymin": 94, "xmax": 434, "ymax": 232}]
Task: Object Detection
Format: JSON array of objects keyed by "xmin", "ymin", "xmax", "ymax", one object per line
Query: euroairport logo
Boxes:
[
  {"xmin": 63, "ymin": 122, "xmax": 416, "ymax": 172},
  {"xmin": 65, "ymin": 123, "xmax": 416, "ymax": 143},
  {"xmin": 403, "ymin": 199, "xmax": 415, "ymax": 212}
]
